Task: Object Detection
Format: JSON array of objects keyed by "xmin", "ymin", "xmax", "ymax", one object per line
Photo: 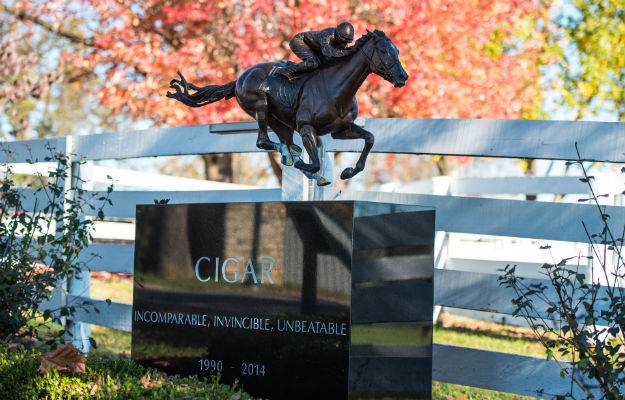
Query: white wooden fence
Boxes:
[{"xmin": 4, "ymin": 118, "xmax": 625, "ymax": 398}]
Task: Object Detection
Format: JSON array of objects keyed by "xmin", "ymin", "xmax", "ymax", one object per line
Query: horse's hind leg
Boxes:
[
  {"xmin": 267, "ymin": 117, "xmax": 295, "ymax": 166},
  {"xmin": 294, "ymin": 124, "xmax": 321, "ymax": 174},
  {"xmin": 267, "ymin": 116, "xmax": 301, "ymax": 158},
  {"xmin": 331, "ymin": 123, "xmax": 374, "ymax": 180},
  {"xmin": 254, "ymin": 96, "xmax": 302, "ymax": 163},
  {"xmin": 251, "ymin": 93, "xmax": 278, "ymax": 151}
]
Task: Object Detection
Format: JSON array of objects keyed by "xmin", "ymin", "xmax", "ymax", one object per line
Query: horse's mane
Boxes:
[
  {"xmin": 353, "ymin": 29, "xmax": 387, "ymax": 50},
  {"xmin": 317, "ymin": 29, "xmax": 386, "ymax": 68}
]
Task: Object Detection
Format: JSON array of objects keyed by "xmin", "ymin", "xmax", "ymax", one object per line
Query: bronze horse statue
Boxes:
[{"xmin": 167, "ymin": 29, "xmax": 408, "ymax": 185}]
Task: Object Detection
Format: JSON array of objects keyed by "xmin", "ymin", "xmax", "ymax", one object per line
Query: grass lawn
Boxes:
[
  {"xmin": 89, "ymin": 275, "xmax": 544, "ymax": 399},
  {"xmin": 88, "ymin": 274, "xmax": 133, "ymax": 359}
]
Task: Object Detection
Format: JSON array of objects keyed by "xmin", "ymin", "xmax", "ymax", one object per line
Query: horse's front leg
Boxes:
[
  {"xmin": 331, "ymin": 123, "xmax": 374, "ymax": 180},
  {"xmin": 294, "ymin": 124, "xmax": 321, "ymax": 174}
]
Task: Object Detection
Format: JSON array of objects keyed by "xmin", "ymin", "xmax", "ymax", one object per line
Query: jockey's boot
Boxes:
[
  {"xmin": 274, "ymin": 66, "xmax": 293, "ymax": 81},
  {"xmin": 275, "ymin": 58, "xmax": 318, "ymax": 82}
]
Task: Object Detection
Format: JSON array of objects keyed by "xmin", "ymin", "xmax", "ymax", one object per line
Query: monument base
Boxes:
[{"xmin": 132, "ymin": 201, "xmax": 434, "ymax": 399}]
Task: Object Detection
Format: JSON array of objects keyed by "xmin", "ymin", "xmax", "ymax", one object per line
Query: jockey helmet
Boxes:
[{"xmin": 336, "ymin": 22, "xmax": 354, "ymax": 44}]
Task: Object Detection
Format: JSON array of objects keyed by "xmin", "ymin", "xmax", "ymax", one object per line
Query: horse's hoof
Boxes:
[
  {"xmin": 340, "ymin": 167, "xmax": 356, "ymax": 180},
  {"xmin": 295, "ymin": 160, "xmax": 320, "ymax": 175},
  {"xmin": 290, "ymin": 144, "xmax": 302, "ymax": 156},
  {"xmin": 256, "ymin": 141, "xmax": 274, "ymax": 151},
  {"xmin": 317, "ymin": 177, "xmax": 331, "ymax": 186},
  {"xmin": 281, "ymin": 154, "xmax": 293, "ymax": 166}
]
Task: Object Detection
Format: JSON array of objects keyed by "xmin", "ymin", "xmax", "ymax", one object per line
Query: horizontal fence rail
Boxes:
[
  {"xmin": 74, "ymin": 118, "xmax": 625, "ymax": 162},
  {"xmin": 3, "ymin": 118, "xmax": 624, "ymax": 162},
  {"xmin": 13, "ymin": 187, "xmax": 613, "ymax": 242},
  {"xmin": 324, "ymin": 189, "xmax": 623, "ymax": 243},
  {"xmin": 6, "ymin": 117, "xmax": 624, "ymax": 399},
  {"xmin": 433, "ymin": 343, "xmax": 595, "ymax": 398},
  {"xmin": 89, "ymin": 189, "xmax": 282, "ymax": 218},
  {"xmin": 0, "ymin": 137, "xmax": 67, "ymax": 163}
]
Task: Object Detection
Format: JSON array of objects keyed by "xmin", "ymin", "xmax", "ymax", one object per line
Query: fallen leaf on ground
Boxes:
[
  {"xmin": 37, "ymin": 343, "xmax": 86, "ymax": 375},
  {"xmin": 89, "ymin": 376, "xmax": 101, "ymax": 395},
  {"xmin": 89, "ymin": 382, "xmax": 99, "ymax": 396}
]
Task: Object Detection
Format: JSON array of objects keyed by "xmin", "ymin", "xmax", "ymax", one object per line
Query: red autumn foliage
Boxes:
[
  {"xmin": 10, "ymin": 0, "xmax": 547, "ymax": 125},
  {"xmin": 6, "ymin": 0, "xmax": 549, "ymax": 180}
]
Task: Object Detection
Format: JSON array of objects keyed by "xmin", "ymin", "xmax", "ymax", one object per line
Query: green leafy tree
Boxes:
[{"xmin": 552, "ymin": 0, "xmax": 625, "ymax": 120}]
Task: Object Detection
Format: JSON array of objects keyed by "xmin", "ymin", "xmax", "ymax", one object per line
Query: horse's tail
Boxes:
[{"xmin": 166, "ymin": 71, "xmax": 236, "ymax": 107}]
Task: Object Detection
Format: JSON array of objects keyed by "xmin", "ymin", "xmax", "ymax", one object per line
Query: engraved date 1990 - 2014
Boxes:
[{"xmin": 199, "ymin": 359, "xmax": 266, "ymax": 377}]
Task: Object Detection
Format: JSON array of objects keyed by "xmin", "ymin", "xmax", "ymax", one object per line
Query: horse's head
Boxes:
[{"xmin": 358, "ymin": 30, "xmax": 408, "ymax": 88}]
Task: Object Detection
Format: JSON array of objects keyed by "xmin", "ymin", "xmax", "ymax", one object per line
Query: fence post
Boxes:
[
  {"xmin": 432, "ymin": 176, "xmax": 451, "ymax": 323},
  {"xmin": 281, "ymin": 137, "xmax": 334, "ymax": 201},
  {"xmin": 312, "ymin": 137, "xmax": 334, "ymax": 201},
  {"xmin": 56, "ymin": 136, "xmax": 70, "ymax": 344},
  {"xmin": 64, "ymin": 137, "xmax": 92, "ymax": 352},
  {"xmin": 281, "ymin": 161, "xmax": 307, "ymax": 201}
]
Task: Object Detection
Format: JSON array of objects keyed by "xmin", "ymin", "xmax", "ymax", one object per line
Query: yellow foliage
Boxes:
[{"xmin": 517, "ymin": 159, "xmax": 529, "ymax": 172}]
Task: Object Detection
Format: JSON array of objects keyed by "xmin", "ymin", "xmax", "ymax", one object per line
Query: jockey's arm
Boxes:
[
  {"xmin": 317, "ymin": 30, "xmax": 354, "ymax": 59},
  {"xmin": 321, "ymin": 44, "xmax": 356, "ymax": 59}
]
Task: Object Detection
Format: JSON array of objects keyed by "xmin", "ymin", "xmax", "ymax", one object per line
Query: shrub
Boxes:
[
  {"xmin": 499, "ymin": 145, "xmax": 625, "ymax": 399},
  {"xmin": 0, "ymin": 144, "xmax": 112, "ymax": 344}
]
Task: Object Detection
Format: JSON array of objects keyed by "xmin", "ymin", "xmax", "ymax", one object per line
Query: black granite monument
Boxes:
[{"xmin": 132, "ymin": 201, "xmax": 433, "ymax": 399}]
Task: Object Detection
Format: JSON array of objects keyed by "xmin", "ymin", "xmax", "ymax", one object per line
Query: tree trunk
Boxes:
[
  {"xmin": 267, "ymin": 153, "xmax": 282, "ymax": 185},
  {"xmin": 436, "ymin": 156, "xmax": 461, "ymax": 176},
  {"xmin": 201, "ymin": 154, "xmax": 233, "ymax": 182}
]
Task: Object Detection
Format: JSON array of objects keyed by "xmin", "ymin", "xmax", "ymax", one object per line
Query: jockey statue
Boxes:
[{"xmin": 276, "ymin": 22, "xmax": 357, "ymax": 81}]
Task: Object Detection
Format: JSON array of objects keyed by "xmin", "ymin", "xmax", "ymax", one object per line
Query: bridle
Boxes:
[{"xmin": 358, "ymin": 36, "xmax": 400, "ymax": 81}]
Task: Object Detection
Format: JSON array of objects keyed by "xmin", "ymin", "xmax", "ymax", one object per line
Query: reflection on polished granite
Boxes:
[{"xmin": 132, "ymin": 201, "xmax": 434, "ymax": 399}]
